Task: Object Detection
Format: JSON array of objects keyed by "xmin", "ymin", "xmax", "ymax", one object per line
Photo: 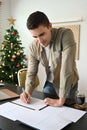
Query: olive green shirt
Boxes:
[{"xmin": 25, "ymin": 28, "xmax": 79, "ymax": 98}]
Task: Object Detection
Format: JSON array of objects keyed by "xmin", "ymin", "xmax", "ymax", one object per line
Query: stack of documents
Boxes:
[{"xmin": 0, "ymin": 97, "xmax": 86, "ymax": 130}]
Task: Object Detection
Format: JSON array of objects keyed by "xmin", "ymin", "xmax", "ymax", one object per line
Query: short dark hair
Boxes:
[{"xmin": 27, "ymin": 11, "xmax": 50, "ymax": 30}]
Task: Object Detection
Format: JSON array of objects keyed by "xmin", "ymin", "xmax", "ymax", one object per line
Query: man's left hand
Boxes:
[{"xmin": 44, "ymin": 98, "xmax": 66, "ymax": 107}]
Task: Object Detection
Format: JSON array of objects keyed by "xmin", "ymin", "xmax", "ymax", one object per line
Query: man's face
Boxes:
[{"xmin": 29, "ymin": 24, "xmax": 52, "ymax": 47}]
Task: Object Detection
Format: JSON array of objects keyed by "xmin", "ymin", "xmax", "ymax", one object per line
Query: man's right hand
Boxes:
[{"xmin": 20, "ymin": 92, "xmax": 31, "ymax": 103}]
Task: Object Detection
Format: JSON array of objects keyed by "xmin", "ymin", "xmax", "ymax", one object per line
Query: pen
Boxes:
[
  {"xmin": 39, "ymin": 105, "xmax": 49, "ymax": 111},
  {"xmin": 22, "ymin": 88, "xmax": 27, "ymax": 99},
  {"xmin": 22, "ymin": 87, "xmax": 25, "ymax": 94},
  {"xmin": 22, "ymin": 88, "xmax": 30, "ymax": 104}
]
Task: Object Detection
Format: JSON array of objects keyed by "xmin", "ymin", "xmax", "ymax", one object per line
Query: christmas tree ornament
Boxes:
[
  {"xmin": 11, "ymin": 58, "xmax": 15, "ymax": 62},
  {"xmin": 17, "ymin": 38, "xmax": 19, "ymax": 41},
  {"xmin": 9, "ymin": 75, "xmax": 12, "ymax": 78},
  {"xmin": 17, "ymin": 52, "xmax": 20, "ymax": 55},
  {"xmin": 12, "ymin": 55, "xmax": 16, "ymax": 58},
  {"xmin": 23, "ymin": 65, "xmax": 26, "ymax": 68},
  {"xmin": 2, "ymin": 63, "xmax": 5, "ymax": 66},
  {"xmin": 0, "ymin": 80, "xmax": 3, "ymax": 83},
  {"xmin": 6, "ymin": 32, "xmax": 9, "ymax": 35},
  {"xmin": 8, "ymin": 55, "xmax": 10, "ymax": 57},
  {"xmin": 11, "ymin": 43, "xmax": 13, "ymax": 49},
  {"xmin": 16, "ymin": 63, "xmax": 20, "ymax": 68},
  {"xmin": 11, "ymin": 31, "xmax": 15, "ymax": 35}
]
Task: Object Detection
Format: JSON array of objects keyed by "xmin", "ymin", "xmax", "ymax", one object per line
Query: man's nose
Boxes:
[{"xmin": 37, "ymin": 37, "xmax": 43, "ymax": 43}]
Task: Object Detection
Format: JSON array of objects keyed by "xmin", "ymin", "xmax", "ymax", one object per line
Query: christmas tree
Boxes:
[{"xmin": 0, "ymin": 17, "xmax": 26, "ymax": 85}]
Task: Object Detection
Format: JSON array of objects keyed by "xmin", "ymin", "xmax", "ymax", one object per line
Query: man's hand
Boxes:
[
  {"xmin": 20, "ymin": 91, "xmax": 31, "ymax": 103},
  {"xmin": 44, "ymin": 98, "xmax": 66, "ymax": 107}
]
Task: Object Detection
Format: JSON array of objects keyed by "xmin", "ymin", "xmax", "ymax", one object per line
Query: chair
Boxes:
[{"xmin": 17, "ymin": 68, "xmax": 39, "ymax": 88}]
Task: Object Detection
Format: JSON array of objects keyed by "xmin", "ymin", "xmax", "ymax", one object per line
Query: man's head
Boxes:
[
  {"xmin": 27, "ymin": 11, "xmax": 50, "ymax": 29},
  {"xmin": 27, "ymin": 11, "xmax": 52, "ymax": 47}
]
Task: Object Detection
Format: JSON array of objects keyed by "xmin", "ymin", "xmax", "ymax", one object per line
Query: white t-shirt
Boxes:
[{"xmin": 44, "ymin": 45, "xmax": 54, "ymax": 83}]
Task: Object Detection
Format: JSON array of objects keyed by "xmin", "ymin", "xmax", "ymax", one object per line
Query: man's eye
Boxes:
[
  {"xmin": 33, "ymin": 36, "xmax": 37, "ymax": 38},
  {"xmin": 33, "ymin": 32, "xmax": 45, "ymax": 39},
  {"xmin": 39, "ymin": 33, "xmax": 44, "ymax": 37}
]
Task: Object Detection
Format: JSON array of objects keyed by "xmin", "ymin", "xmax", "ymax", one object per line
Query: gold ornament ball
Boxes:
[
  {"xmin": 9, "ymin": 75, "xmax": 12, "ymax": 78},
  {"xmin": 17, "ymin": 52, "xmax": 20, "ymax": 55},
  {"xmin": 11, "ymin": 58, "xmax": 15, "ymax": 62},
  {"xmin": 12, "ymin": 55, "xmax": 16, "ymax": 58}
]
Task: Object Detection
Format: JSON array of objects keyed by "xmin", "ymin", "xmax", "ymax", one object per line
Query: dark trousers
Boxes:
[{"xmin": 43, "ymin": 81, "xmax": 78, "ymax": 105}]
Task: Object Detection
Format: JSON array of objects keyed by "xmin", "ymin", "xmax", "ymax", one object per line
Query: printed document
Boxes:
[
  {"xmin": 12, "ymin": 97, "xmax": 47, "ymax": 110},
  {"xmin": 0, "ymin": 102, "xmax": 71, "ymax": 130},
  {"xmin": 0, "ymin": 97, "xmax": 86, "ymax": 130}
]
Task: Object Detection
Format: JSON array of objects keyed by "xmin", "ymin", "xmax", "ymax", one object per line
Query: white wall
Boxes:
[
  {"xmin": 0, "ymin": 0, "xmax": 11, "ymax": 47},
  {"xmin": 1, "ymin": 0, "xmax": 87, "ymax": 99}
]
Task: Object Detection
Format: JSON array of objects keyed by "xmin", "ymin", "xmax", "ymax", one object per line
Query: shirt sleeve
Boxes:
[
  {"xmin": 59, "ymin": 29, "xmax": 76, "ymax": 98},
  {"xmin": 25, "ymin": 42, "xmax": 39, "ymax": 93}
]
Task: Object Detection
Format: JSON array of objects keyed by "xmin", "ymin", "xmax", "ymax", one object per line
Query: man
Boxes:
[{"xmin": 20, "ymin": 11, "xmax": 79, "ymax": 107}]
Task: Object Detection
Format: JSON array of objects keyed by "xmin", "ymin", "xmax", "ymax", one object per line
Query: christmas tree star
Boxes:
[{"xmin": 8, "ymin": 17, "xmax": 16, "ymax": 25}]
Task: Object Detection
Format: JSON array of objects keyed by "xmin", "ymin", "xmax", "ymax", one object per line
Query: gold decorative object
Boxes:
[{"xmin": 8, "ymin": 17, "xmax": 16, "ymax": 25}]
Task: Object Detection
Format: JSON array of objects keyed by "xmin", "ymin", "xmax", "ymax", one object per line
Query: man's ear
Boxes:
[{"xmin": 48, "ymin": 23, "xmax": 52, "ymax": 29}]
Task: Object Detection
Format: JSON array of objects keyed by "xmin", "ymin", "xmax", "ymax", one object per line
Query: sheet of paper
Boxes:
[
  {"xmin": 0, "ymin": 102, "xmax": 71, "ymax": 130},
  {"xmin": 41, "ymin": 105, "xmax": 86, "ymax": 122},
  {"xmin": 19, "ymin": 110, "xmax": 71, "ymax": 130},
  {"xmin": 59, "ymin": 106, "xmax": 86, "ymax": 122},
  {"xmin": 43, "ymin": 106, "xmax": 86, "ymax": 122},
  {"xmin": 12, "ymin": 97, "xmax": 47, "ymax": 110},
  {"xmin": 0, "ymin": 99, "xmax": 86, "ymax": 130}
]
